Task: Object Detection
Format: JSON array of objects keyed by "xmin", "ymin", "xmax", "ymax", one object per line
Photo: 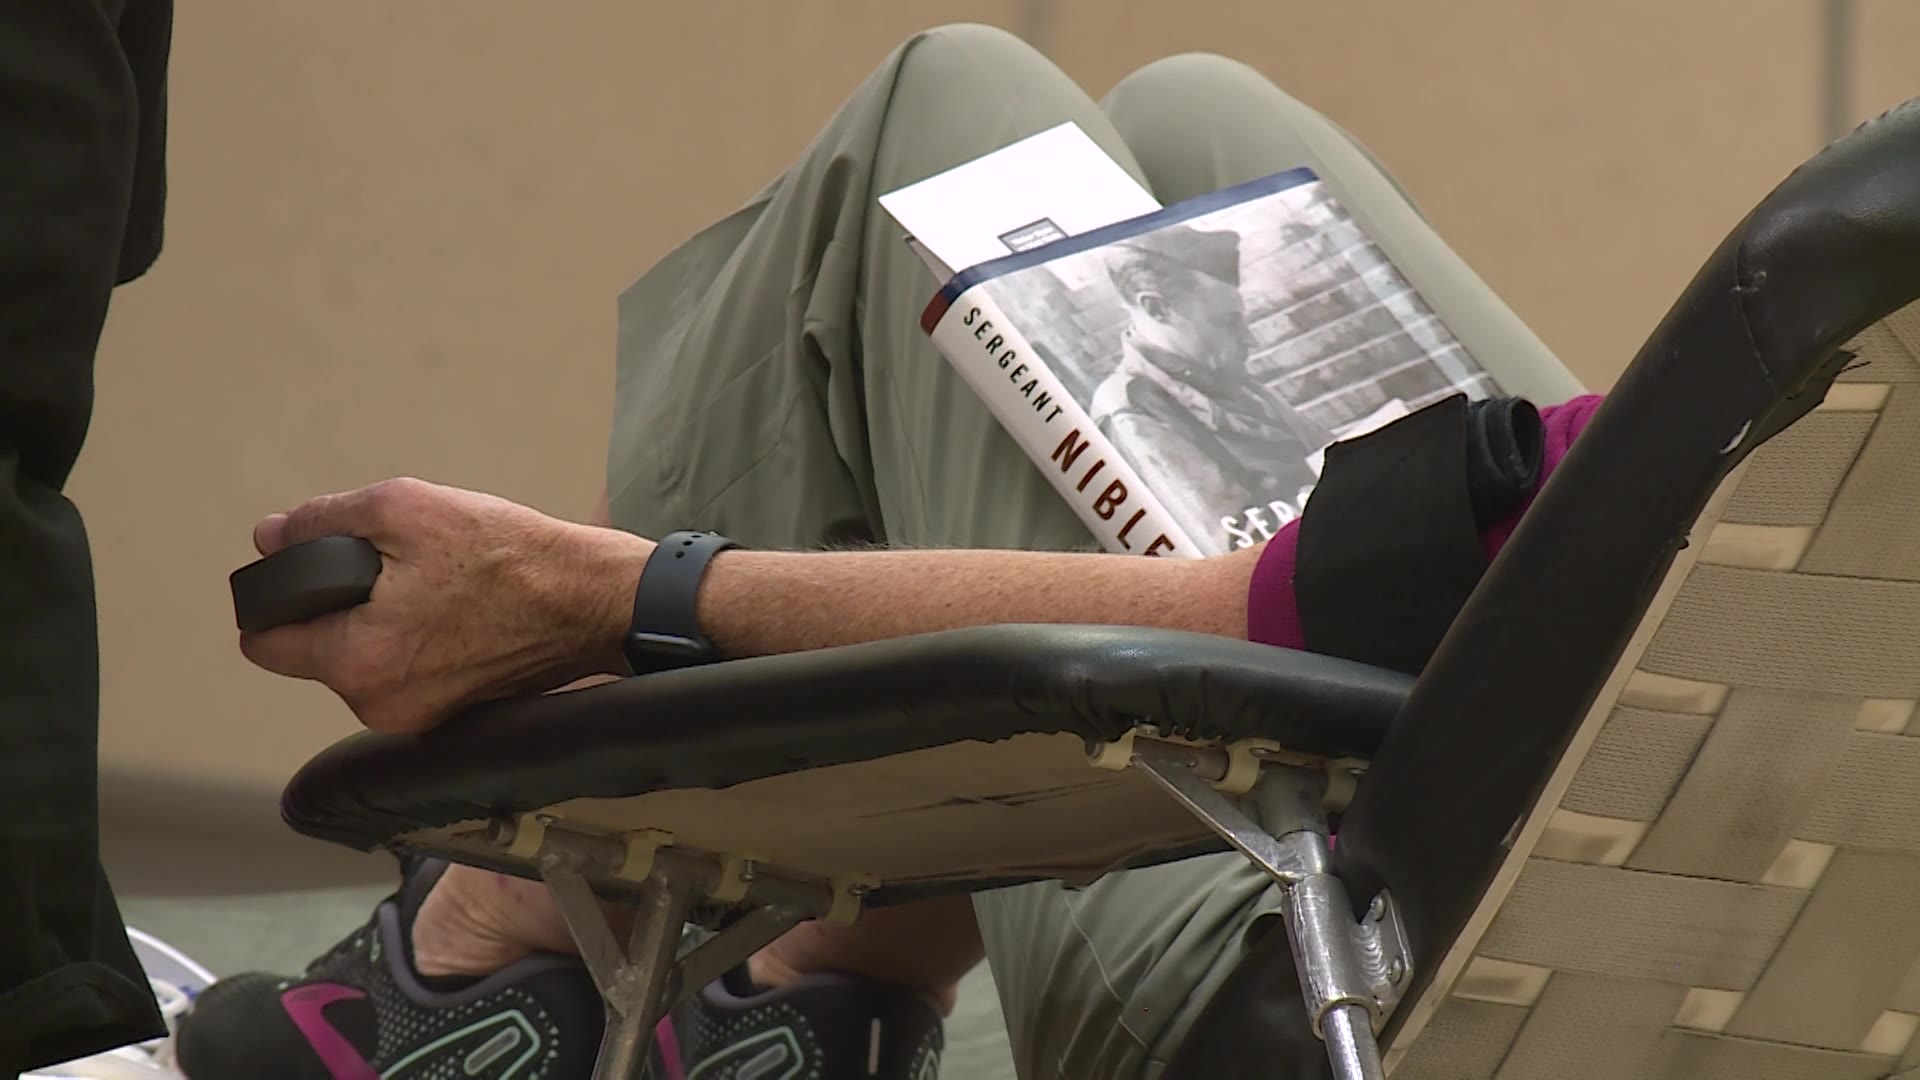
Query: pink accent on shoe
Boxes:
[
  {"xmin": 280, "ymin": 984, "xmax": 379, "ymax": 1080},
  {"xmin": 1247, "ymin": 394, "xmax": 1605, "ymax": 650},
  {"xmin": 655, "ymin": 1015, "xmax": 687, "ymax": 1080}
]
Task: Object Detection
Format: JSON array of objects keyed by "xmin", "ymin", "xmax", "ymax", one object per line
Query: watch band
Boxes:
[{"xmin": 623, "ymin": 529, "xmax": 740, "ymax": 675}]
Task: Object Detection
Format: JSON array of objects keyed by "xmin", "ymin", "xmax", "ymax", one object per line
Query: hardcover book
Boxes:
[{"xmin": 882, "ymin": 123, "xmax": 1502, "ymax": 557}]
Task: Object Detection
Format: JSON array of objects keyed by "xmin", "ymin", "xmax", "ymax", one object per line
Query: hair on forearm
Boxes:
[{"xmin": 697, "ymin": 542, "xmax": 1258, "ymax": 658}]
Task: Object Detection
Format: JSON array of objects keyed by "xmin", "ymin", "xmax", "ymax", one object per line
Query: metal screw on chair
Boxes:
[
  {"xmin": 739, "ymin": 859, "xmax": 757, "ymax": 883},
  {"xmin": 1367, "ymin": 895, "xmax": 1386, "ymax": 922}
]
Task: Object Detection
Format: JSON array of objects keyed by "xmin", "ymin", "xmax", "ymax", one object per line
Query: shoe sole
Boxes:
[{"xmin": 1384, "ymin": 301, "xmax": 1920, "ymax": 1078}]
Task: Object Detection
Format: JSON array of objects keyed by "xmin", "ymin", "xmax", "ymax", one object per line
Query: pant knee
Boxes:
[
  {"xmin": 867, "ymin": 21, "xmax": 1100, "ymax": 195},
  {"xmin": 1101, "ymin": 52, "xmax": 1298, "ymax": 158},
  {"xmin": 890, "ymin": 22, "xmax": 1058, "ymax": 103},
  {"xmin": 1099, "ymin": 51, "xmax": 1416, "ymax": 209},
  {"xmin": 899, "ymin": 22, "xmax": 1047, "ymax": 72},
  {"xmin": 1107, "ymin": 51, "xmax": 1277, "ymax": 111}
]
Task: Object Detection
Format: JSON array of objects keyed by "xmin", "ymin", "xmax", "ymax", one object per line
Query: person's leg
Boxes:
[
  {"xmin": 1103, "ymin": 54, "xmax": 1583, "ymax": 408},
  {"xmin": 414, "ymin": 15, "xmax": 1143, "ymax": 1020},
  {"xmin": 0, "ymin": 0, "xmax": 171, "ymax": 1071}
]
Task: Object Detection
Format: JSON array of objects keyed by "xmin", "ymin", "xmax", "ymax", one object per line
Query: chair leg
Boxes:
[
  {"xmin": 543, "ymin": 864, "xmax": 693, "ymax": 1079},
  {"xmin": 1134, "ymin": 752, "xmax": 1408, "ymax": 1080},
  {"xmin": 1322, "ymin": 1004, "xmax": 1388, "ymax": 1079},
  {"xmin": 527, "ymin": 824, "xmax": 824, "ymax": 1080}
]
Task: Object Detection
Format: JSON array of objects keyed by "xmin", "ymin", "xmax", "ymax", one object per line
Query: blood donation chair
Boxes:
[{"xmin": 231, "ymin": 99, "xmax": 1920, "ymax": 1079}]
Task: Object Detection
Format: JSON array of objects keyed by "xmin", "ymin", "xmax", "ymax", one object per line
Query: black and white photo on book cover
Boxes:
[{"xmin": 969, "ymin": 170, "xmax": 1502, "ymax": 554}]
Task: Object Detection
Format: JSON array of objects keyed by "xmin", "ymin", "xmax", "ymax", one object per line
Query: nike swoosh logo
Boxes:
[{"xmin": 281, "ymin": 984, "xmax": 380, "ymax": 1080}]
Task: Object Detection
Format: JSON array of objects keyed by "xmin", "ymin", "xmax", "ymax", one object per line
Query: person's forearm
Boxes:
[
  {"xmin": 698, "ymin": 545, "xmax": 1259, "ymax": 656},
  {"xmin": 565, "ymin": 525, "xmax": 1263, "ymax": 669}
]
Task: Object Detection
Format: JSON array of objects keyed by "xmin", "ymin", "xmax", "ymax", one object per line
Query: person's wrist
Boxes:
[{"xmin": 548, "ymin": 523, "xmax": 655, "ymax": 676}]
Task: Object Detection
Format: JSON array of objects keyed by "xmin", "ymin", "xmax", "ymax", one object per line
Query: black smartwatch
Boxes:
[{"xmin": 622, "ymin": 530, "xmax": 741, "ymax": 676}]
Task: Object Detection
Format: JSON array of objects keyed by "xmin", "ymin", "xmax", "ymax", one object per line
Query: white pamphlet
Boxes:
[{"xmin": 879, "ymin": 122, "xmax": 1161, "ymax": 280}]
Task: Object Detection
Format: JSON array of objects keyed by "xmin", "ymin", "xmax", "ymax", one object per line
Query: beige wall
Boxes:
[
  {"xmin": 1856, "ymin": 0, "xmax": 1920, "ymax": 128},
  {"xmin": 74, "ymin": 2, "xmax": 1916, "ymax": 890}
]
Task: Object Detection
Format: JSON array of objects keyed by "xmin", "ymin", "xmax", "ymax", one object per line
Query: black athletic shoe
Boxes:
[
  {"xmin": 172, "ymin": 860, "xmax": 946, "ymax": 1079},
  {"xmin": 658, "ymin": 933, "xmax": 946, "ymax": 1079},
  {"xmin": 172, "ymin": 860, "xmax": 607, "ymax": 1078}
]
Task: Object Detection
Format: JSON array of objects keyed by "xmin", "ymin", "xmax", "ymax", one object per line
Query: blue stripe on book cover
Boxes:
[{"xmin": 919, "ymin": 165, "xmax": 1319, "ymax": 332}]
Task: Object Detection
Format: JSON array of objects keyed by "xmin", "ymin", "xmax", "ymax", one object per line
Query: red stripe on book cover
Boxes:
[{"xmin": 920, "ymin": 291, "xmax": 953, "ymax": 335}]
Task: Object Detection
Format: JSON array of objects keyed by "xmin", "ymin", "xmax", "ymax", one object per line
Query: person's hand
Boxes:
[{"xmin": 240, "ymin": 477, "xmax": 653, "ymax": 734}]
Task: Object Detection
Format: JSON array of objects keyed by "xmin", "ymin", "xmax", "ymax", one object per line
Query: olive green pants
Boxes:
[{"xmin": 606, "ymin": 24, "xmax": 1577, "ymax": 1078}]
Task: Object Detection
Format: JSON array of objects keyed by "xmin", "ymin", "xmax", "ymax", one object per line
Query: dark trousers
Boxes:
[{"xmin": 0, "ymin": 0, "xmax": 171, "ymax": 1070}]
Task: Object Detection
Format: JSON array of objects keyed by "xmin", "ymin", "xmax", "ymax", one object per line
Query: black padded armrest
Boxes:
[{"xmin": 282, "ymin": 623, "xmax": 1411, "ymax": 852}]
